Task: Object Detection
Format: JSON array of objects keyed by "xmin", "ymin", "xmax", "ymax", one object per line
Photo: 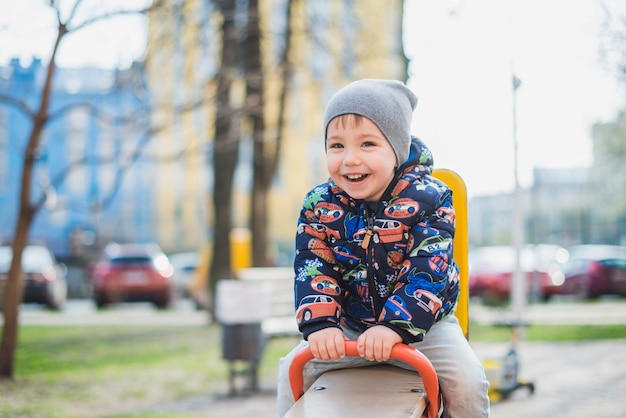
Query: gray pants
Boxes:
[{"xmin": 276, "ymin": 315, "xmax": 490, "ymax": 417}]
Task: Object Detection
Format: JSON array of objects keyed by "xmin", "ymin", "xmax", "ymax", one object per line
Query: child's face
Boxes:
[{"xmin": 326, "ymin": 115, "xmax": 397, "ymax": 202}]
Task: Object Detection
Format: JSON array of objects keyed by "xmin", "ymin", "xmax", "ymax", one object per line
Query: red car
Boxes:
[
  {"xmin": 91, "ymin": 243, "xmax": 173, "ymax": 309},
  {"xmin": 469, "ymin": 245, "xmax": 568, "ymax": 303},
  {"xmin": 557, "ymin": 245, "xmax": 626, "ymax": 299}
]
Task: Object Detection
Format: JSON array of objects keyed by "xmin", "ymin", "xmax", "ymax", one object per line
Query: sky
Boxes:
[
  {"xmin": 1, "ymin": 0, "xmax": 624, "ymax": 198},
  {"xmin": 405, "ymin": 0, "xmax": 624, "ymax": 197}
]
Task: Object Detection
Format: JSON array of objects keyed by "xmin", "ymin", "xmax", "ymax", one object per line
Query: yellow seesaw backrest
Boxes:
[{"xmin": 432, "ymin": 169, "xmax": 469, "ymax": 339}]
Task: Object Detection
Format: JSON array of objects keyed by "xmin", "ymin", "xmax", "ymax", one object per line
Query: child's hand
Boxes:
[
  {"xmin": 308, "ymin": 327, "xmax": 347, "ymax": 360},
  {"xmin": 357, "ymin": 325, "xmax": 402, "ymax": 362}
]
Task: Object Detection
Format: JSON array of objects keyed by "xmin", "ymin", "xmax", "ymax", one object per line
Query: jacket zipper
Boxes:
[{"xmin": 362, "ymin": 208, "xmax": 382, "ymax": 318}]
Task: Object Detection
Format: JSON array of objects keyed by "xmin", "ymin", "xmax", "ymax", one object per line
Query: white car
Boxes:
[
  {"xmin": 0, "ymin": 244, "xmax": 68, "ymax": 310},
  {"xmin": 168, "ymin": 252, "xmax": 199, "ymax": 298}
]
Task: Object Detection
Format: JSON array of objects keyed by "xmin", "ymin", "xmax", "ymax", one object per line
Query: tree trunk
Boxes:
[
  {"xmin": 209, "ymin": 0, "xmax": 240, "ymax": 316},
  {"xmin": 247, "ymin": 0, "xmax": 295, "ymax": 267},
  {"xmin": 243, "ymin": 0, "xmax": 269, "ymax": 267},
  {"xmin": 0, "ymin": 23, "xmax": 66, "ymax": 380}
]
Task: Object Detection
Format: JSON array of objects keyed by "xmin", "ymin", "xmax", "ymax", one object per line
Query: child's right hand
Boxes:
[{"xmin": 307, "ymin": 327, "xmax": 347, "ymax": 360}]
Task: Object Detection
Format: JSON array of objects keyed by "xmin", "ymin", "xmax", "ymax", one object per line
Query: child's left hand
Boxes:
[{"xmin": 356, "ymin": 325, "xmax": 402, "ymax": 362}]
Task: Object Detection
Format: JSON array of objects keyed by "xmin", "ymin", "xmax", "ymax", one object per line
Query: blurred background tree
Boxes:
[{"xmin": 0, "ymin": 0, "xmax": 165, "ymax": 380}]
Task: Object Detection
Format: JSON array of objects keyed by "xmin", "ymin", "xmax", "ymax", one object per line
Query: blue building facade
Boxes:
[{"xmin": 0, "ymin": 58, "xmax": 154, "ymax": 260}]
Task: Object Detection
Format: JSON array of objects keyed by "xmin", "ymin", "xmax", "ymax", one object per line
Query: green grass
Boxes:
[
  {"xmin": 0, "ymin": 324, "xmax": 299, "ymax": 418},
  {"xmin": 469, "ymin": 321, "xmax": 626, "ymax": 342},
  {"xmin": 1, "ymin": 321, "xmax": 625, "ymax": 417}
]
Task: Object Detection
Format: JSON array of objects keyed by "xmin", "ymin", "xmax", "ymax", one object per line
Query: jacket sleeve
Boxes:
[
  {"xmin": 293, "ymin": 189, "xmax": 343, "ymax": 340},
  {"xmin": 379, "ymin": 183, "xmax": 459, "ymax": 343}
]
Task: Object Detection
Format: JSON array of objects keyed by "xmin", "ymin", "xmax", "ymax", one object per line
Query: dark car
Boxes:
[
  {"xmin": 91, "ymin": 243, "xmax": 173, "ymax": 309},
  {"xmin": 557, "ymin": 245, "xmax": 626, "ymax": 299},
  {"xmin": 0, "ymin": 244, "xmax": 68, "ymax": 310},
  {"xmin": 469, "ymin": 244, "xmax": 568, "ymax": 303}
]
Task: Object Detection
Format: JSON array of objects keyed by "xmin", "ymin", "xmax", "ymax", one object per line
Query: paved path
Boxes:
[
  {"xmin": 11, "ymin": 298, "xmax": 626, "ymax": 327},
  {"xmin": 142, "ymin": 340, "xmax": 626, "ymax": 418}
]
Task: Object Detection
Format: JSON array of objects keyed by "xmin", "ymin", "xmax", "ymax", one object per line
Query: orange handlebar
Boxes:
[{"xmin": 288, "ymin": 340, "xmax": 440, "ymax": 418}]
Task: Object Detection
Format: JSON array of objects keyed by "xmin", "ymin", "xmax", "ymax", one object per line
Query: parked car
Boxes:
[
  {"xmin": 0, "ymin": 244, "xmax": 68, "ymax": 310},
  {"xmin": 168, "ymin": 251, "xmax": 199, "ymax": 299},
  {"xmin": 90, "ymin": 243, "xmax": 174, "ymax": 309},
  {"xmin": 557, "ymin": 245, "xmax": 626, "ymax": 299},
  {"xmin": 469, "ymin": 244, "xmax": 568, "ymax": 303}
]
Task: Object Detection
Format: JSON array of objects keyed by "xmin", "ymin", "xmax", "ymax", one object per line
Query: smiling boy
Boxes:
[{"xmin": 277, "ymin": 79, "xmax": 489, "ymax": 417}]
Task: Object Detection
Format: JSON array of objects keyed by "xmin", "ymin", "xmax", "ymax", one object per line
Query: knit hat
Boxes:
[{"xmin": 323, "ymin": 79, "xmax": 418, "ymax": 165}]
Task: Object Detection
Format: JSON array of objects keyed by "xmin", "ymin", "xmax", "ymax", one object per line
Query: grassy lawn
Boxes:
[
  {"xmin": 1, "ymin": 321, "xmax": 626, "ymax": 417},
  {"xmin": 0, "ymin": 324, "xmax": 299, "ymax": 418}
]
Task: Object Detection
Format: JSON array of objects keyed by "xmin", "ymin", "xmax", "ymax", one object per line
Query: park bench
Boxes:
[{"xmin": 235, "ymin": 266, "xmax": 299, "ymax": 338}]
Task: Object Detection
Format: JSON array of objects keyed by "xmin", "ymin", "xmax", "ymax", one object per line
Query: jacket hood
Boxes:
[{"xmin": 399, "ymin": 136, "xmax": 434, "ymax": 172}]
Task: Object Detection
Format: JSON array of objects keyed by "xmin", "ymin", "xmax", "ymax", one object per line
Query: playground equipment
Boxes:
[
  {"xmin": 285, "ymin": 169, "xmax": 533, "ymax": 417},
  {"xmin": 287, "ymin": 340, "xmax": 440, "ymax": 418},
  {"xmin": 482, "ymin": 323, "xmax": 535, "ymax": 402}
]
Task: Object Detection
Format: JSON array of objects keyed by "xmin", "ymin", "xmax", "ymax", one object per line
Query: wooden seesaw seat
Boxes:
[{"xmin": 285, "ymin": 341, "xmax": 440, "ymax": 418}]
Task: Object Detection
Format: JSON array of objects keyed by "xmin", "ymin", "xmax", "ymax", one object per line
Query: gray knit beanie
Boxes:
[{"xmin": 323, "ymin": 79, "xmax": 418, "ymax": 165}]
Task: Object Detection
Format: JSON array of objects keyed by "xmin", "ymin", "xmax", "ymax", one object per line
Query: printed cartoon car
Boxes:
[
  {"xmin": 373, "ymin": 219, "xmax": 409, "ymax": 243},
  {"xmin": 333, "ymin": 245, "xmax": 361, "ymax": 267},
  {"xmin": 413, "ymin": 290, "xmax": 442, "ymax": 314},
  {"xmin": 345, "ymin": 268, "xmax": 370, "ymax": 300},
  {"xmin": 307, "ymin": 238, "xmax": 337, "ymax": 264},
  {"xmin": 391, "ymin": 166, "xmax": 421, "ymax": 195},
  {"xmin": 314, "ymin": 203, "xmax": 344, "ymax": 223},
  {"xmin": 435, "ymin": 206, "xmax": 455, "ymax": 224},
  {"xmin": 380, "ymin": 294, "xmax": 412, "ymax": 321},
  {"xmin": 298, "ymin": 223, "xmax": 327, "ymax": 240},
  {"xmin": 296, "ymin": 294, "xmax": 341, "ymax": 323},
  {"xmin": 387, "ymin": 251, "xmax": 405, "ymax": 269},
  {"xmin": 298, "ymin": 223, "xmax": 341, "ymax": 243},
  {"xmin": 428, "ymin": 253, "xmax": 449, "ymax": 275},
  {"xmin": 311, "ymin": 276, "xmax": 341, "ymax": 295},
  {"xmin": 385, "ymin": 198, "xmax": 420, "ymax": 218},
  {"xmin": 388, "ymin": 319, "xmax": 427, "ymax": 337},
  {"xmin": 354, "ymin": 219, "xmax": 409, "ymax": 246},
  {"xmin": 409, "ymin": 235, "xmax": 451, "ymax": 257}
]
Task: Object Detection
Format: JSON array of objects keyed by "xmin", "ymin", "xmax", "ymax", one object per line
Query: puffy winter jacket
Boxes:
[{"xmin": 293, "ymin": 137, "xmax": 460, "ymax": 343}]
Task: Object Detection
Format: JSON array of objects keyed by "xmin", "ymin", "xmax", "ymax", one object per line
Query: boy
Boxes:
[{"xmin": 277, "ymin": 79, "xmax": 489, "ymax": 417}]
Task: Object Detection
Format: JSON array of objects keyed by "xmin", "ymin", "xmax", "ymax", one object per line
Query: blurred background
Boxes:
[{"xmin": 1, "ymin": 0, "xmax": 625, "ymax": 310}]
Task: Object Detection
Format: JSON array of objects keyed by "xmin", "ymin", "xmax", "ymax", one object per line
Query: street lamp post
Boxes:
[{"xmin": 510, "ymin": 74, "xmax": 526, "ymax": 325}]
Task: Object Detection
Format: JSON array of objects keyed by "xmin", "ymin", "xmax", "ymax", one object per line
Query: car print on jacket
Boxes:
[
  {"xmin": 296, "ymin": 294, "xmax": 341, "ymax": 324},
  {"xmin": 307, "ymin": 238, "xmax": 337, "ymax": 264},
  {"xmin": 333, "ymin": 245, "xmax": 361, "ymax": 267},
  {"xmin": 408, "ymin": 234, "xmax": 451, "ymax": 257},
  {"xmin": 414, "ymin": 289, "xmax": 443, "ymax": 314},
  {"xmin": 310, "ymin": 275, "xmax": 341, "ymax": 296},
  {"xmin": 384, "ymin": 198, "xmax": 420, "ymax": 218},
  {"xmin": 298, "ymin": 223, "xmax": 341, "ymax": 243},
  {"xmin": 354, "ymin": 219, "xmax": 410, "ymax": 245},
  {"xmin": 373, "ymin": 219, "xmax": 410, "ymax": 243},
  {"xmin": 380, "ymin": 294, "xmax": 412, "ymax": 321},
  {"xmin": 314, "ymin": 202, "xmax": 344, "ymax": 223}
]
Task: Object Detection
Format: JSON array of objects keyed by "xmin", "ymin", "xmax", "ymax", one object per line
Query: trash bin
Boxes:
[{"xmin": 216, "ymin": 279, "xmax": 271, "ymax": 395}]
